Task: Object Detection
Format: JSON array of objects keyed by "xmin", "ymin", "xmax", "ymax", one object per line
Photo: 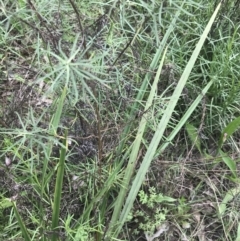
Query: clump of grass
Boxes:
[{"xmin": 1, "ymin": 0, "xmax": 240, "ymax": 241}]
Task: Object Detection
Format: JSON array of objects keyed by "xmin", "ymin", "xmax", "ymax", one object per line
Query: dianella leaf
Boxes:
[
  {"xmin": 114, "ymin": 2, "xmax": 222, "ymax": 238},
  {"xmin": 51, "ymin": 130, "xmax": 68, "ymax": 241},
  {"xmin": 108, "ymin": 47, "xmax": 168, "ymax": 233}
]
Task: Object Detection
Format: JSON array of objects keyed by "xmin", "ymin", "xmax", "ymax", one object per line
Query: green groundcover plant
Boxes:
[{"xmin": 1, "ymin": 0, "xmax": 240, "ymax": 241}]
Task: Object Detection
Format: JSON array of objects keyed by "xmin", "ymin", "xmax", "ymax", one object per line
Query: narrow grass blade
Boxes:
[
  {"xmin": 12, "ymin": 201, "xmax": 31, "ymax": 241},
  {"xmin": 50, "ymin": 86, "xmax": 67, "ymax": 135},
  {"xmin": 40, "ymin": 86, "xmax": 68, "ymax": 230},
  {"xmin": 51, "ymin": 130, "xmax": 68, "ymax": 241},
  {"xmin": 115, "ymin": 2, "xmax": 222, "ymax": 237},
  {"xmin": 157, "ymin": 80, "xmax": 213, "ymax": 156},
  {"xmin": 218, "ymin": 116, "xmax": 240, "ymax": 153}
]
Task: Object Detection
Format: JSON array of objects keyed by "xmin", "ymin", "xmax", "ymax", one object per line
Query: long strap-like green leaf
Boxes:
[
  {"xmin": 115, "ymin": 2, "xmax": 222, "ymax": 237},
  {"xmin": 51, "ymin": 130, "xmax": 68, "ymax": 241}
]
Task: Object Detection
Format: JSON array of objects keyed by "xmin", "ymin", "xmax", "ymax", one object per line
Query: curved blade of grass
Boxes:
[
  {"xmin": 114, "ymin": 2, "xmax": 222, "ymax": 237},
  {"xmin": 12, "ymin": 201, "xmax": 31, "ymax": 241},
  {"xmin": 51, "ymin": 130, "xmax": 68, "ymax": 241},
  {"xmin": 219, "ymin": 150, "xmax": 237, "ymax": 178},
  {"xmin": 217, "ymin": 116, "xmax": 240, "ymax": 153},
  {"xmin": 108, "ymin": 47, "xmax": 168, "ymax": 233}
]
